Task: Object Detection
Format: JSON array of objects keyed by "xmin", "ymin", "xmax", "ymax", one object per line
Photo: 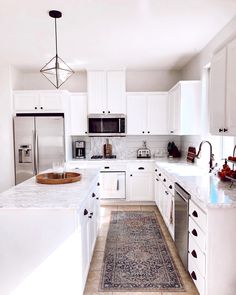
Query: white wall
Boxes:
[
  {"xmin": 126, "ymin": 70, "xmax": 181, "ymax": 91},
  {"xmin": 15, "ymin": 71, "xmax": 87, "ymax": 92},
  {"xmin": 181, "ymin": 16, "xmax": 236, "ymax": 79},
  {"xmin": 0, "ymin": 65, "xmax": 15, "ymax": 192},
  {"xmin": 14, "ymin": 70, "xmax": 181, "ymax": 92}
]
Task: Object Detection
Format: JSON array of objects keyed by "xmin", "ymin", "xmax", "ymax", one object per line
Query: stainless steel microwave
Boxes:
[{"xmin": 88, "ymin": 114, "xmax": 126, "ymax": 136}]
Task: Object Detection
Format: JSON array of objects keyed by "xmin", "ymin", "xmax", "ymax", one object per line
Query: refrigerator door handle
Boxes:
[
  {"xmin": 32, "ymin": 130, "xmax": 37, "ymax": 175},
  {"xmin": 35, "ymin": 132, "xmax": 39, "ymax": 175}
]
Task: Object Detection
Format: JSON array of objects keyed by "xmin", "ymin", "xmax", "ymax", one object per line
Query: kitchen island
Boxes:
[{"xmin": 0, "ymin": 168, "xmax": 100, "ymax": 295}]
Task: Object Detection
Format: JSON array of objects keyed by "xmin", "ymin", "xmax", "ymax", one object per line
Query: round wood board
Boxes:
[{"xmin": 36, "ymin": 172, "xmax": 81, "ymax": 184}]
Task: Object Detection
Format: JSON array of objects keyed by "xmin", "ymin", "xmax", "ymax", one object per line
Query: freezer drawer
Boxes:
[{"xmin": 100, "ymin": 171, "xmax": 126, "ymax": 199}]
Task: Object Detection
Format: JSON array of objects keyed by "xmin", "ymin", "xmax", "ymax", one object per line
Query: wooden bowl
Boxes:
[{"xmin": 36, "ymin": 172, "xmax": 81, "ymax": 185}]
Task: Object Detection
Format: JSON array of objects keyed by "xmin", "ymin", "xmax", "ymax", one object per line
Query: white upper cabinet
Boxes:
[
  {"xmin": 127, "ymin": 92, "xmax": 168, "ymax": 135},
  {"xmin": 14, "ymin": 90, "xmax": 68, "ymax": 113},
  {"xmin": 209, "ymin": 48, "xmax": 227, "ymax": 134},
  {"xmin": 168, "ymin": 81, "xmax": 201, "ymax": 135},
  {"xmin": 226, "ymin": 38, "xmax": 236, "ymax": 135},
  {"xmin": 69, "ymin": 93, "xmax": 88, "ymax": 136},
  {"xmin": 87, "ymin": 70, "xmax": 126, "ymax": 114}
]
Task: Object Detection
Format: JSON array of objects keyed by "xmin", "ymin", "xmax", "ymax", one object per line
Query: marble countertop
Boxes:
[
  {"xmin": 0, "ymin": 168, "xmax": 99, "ymax": 209},
  {"xmin": 155, "ymin": 161, "xmax": 236, "ymax": 210}
]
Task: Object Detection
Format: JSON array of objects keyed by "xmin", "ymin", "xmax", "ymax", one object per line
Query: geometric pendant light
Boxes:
[{"xmin": 40, "ymin": 10, "xmax": 74, "ymax": 89}]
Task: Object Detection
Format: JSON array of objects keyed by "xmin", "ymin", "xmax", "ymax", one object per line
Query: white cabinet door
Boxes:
[
  {"xmin": 87, "ymin": 71, "xmax": 106, "ymax": 114},
  {"xmin": 70, "ymin": 93, "xmax": 88, "ymax": 135},
  {"xmin": 14, "ymin": 92, "xmax": 39, "ymax": 111},
  {"xmin": 127, "ymin": 94, "xmax": 147, "ymax": 135},
  {"xmin": 147, "ymin": 93, "xmax": 168, "ymax": 134},
  {"xmin": 226, "ymin": 38, "xmax": 236, "ymax": 135},
  {"xmin": 107, "ymin": 71, "xmax": 126, "ymax": 114},
  {"xmin": 127, "ymin": 172, "xmax": 153, "ymax": 201},
  {"xmin": 39, "ymin": 92, "xmax": 64, "ymax": 111},
  {"xmin": 154, "ymin": 177, "xmax": 160, "ymax": 207},
  {"xmin": 168, "ymin": 85, "xmax": 181, "ymax": 135},
  {"xmin": 209, "ymin": 47, "xmax": 227, "ymax": 134}
]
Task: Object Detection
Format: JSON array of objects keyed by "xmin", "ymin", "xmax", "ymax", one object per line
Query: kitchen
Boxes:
[{"xmin": 1, "ymin": 1, "xmax": 236, "ymax": 295}]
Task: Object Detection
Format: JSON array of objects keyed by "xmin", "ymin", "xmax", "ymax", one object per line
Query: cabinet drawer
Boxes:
[
  {"xmin": 188, "ymin": 253, "xmax": 205, "ymax": 295},
  {"xmin": 189, "ymin": 217, "xmax": 206, "ymax": 253},
  {"xmin": 189, "ymin": 234, "xmax": 206, "ymax": 277},
  {"xmin": 189, "ymin": 200, "xmax": 207, "ymax": 232},
  {"xmin": 128, "ymin": 162, "xmax": 153, "ymax": 172}
]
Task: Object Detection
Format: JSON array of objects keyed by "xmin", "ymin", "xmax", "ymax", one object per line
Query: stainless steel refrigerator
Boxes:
[{"xmin": 14, "ymin": 115, "xmax": 65, "ymax": 184}]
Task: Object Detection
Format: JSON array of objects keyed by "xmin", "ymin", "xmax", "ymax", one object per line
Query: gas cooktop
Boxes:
[{"xmin": 91, "ymin": 155, "xmax": 117, "ymax": 159}]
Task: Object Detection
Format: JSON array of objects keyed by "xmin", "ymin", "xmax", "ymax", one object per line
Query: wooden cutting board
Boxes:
[{"xmin": 187, "ymin": 146, "xmax": 196, "ymax": 163}]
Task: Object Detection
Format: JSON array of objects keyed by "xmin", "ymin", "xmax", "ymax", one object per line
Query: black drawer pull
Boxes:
[
  {"xmin": 169, "ymin": 185, "xmax": 172, "ymax": 189},
  {"xmin": 35, "ymin": 106, "xmax": 37, "ymax": 110},
  {"xmin": 97, "ymin": 182, "xmax": 100, "ymax": 186},
  {"xmin": 92, "ymin": 193, "xmax": 96, "ymax": 198},
  {"xmin": 159, "ymin": 173, "xmax": 161, "ymax": 176},
  {"xmin": 155, "ymin": 169, "xmax": 157, "ymax": 172},
  {"xmin": 191, "ymin": 271, "xmax": 197, "ymax": 281},
  {"xmin": 192, "ymin": 229, "xmax": 198, "ymax": 237},
  {"xmin": 104, "ymin": 166, "xmax": 110, "ymax": 169},
  {"xmin": 138, "ymin": 167, "xmax": 144, "ymax": 170},
  {"xmin": 219, "ymin": 128, "xmax": 223, "ymax": 132},
  {"xmin": 192, "ymin": 210, "xmax": 198, "ymax": 218},
  {"xmin": 170, "ymin": 130, "xmax": 174, "ymax": 134},
  {"xmin": 84, "ymin": 209, "xmax": 88, "ymax": 216},
  {"xmin": 96, "ymin": 197, "xmax": 99, "ymax": 200},
  {"xmin": 163, "ymin": 178, "xmax": 166, "ymax": 182},
  {"xmin": 191, "ymin": 250, "xmax": 197, "ymax": 258}
]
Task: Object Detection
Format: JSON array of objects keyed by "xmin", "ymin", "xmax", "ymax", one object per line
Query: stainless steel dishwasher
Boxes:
[{"xmin": 174, "ymin": 183, "xmax": 191, "ymax": 269}]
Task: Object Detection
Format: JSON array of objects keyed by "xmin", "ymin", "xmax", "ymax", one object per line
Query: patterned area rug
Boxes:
[{"xmin": 100, "ymin": 211, "xmax": 184, "ymax": 292}]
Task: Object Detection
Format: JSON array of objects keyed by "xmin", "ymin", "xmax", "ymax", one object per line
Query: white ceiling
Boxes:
[{"xmin": 1, "ymin": 0, "xmax": 236, "ymax": 71}]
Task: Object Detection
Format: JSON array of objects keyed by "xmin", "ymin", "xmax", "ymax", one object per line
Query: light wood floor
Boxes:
[{"xmin": 84, "ymin": 205, "xmax": 199, "ymax": 295}]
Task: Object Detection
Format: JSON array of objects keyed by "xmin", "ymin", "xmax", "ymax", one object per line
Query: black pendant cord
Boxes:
[
  {"xmin": 54, "ymin": 17, "xmax": 59, "ymax": 88},
  {"xmin": 54, "ymin": 17, "xmax": 58, "ymax": 57}
]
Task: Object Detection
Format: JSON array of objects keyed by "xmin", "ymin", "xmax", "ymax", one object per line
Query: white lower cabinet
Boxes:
[
  {"xmin": 78, "ymin": 181, "xmax": 100, "ymax": 294},
  {"xmin": 154, "ymin": 166, "xmax": 174, "ymax": 238},
  {"xmin": 127, "ymin": 162, "xmax": 154, "ymax": 201},
  {"xmin": 188, "ymin": 199, "xmax": 236, "ymax": 295}
]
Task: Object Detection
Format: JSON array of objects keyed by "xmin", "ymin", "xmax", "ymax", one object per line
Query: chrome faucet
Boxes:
[{"xmin": 196, "ymin": 141, "xmax": 215, "ymax": 173}]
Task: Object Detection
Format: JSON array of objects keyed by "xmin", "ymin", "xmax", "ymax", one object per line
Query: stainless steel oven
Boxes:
[
  {"xmin": 174, "ymin": 183, "xmax": 191, "ymax": 269},
  {"xmin": 88, "ymin": 114, "xmax": 126, "ymax": 136}
]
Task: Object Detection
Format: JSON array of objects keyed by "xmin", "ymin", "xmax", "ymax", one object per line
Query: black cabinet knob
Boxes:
[
  {"xmin": 224, "ymin": 128, "xmax": 228, "ymax": 132},
  {"xmin": 191, "ymin": 250, "xmax": 197, "ymax": 258},
  {"xmin": 92, "ymin": 193, "xmax": 96, "ymax": 198},
  {"xmin": 192, "ymin": 229, "xmax": 198, "ymax": 237},
  {"xmin": 130, "ymin": 174, "xmax": 133, "ymax": 177},
  {"xmin": 142, "ymin": 131, "xmax": 145, "ymax": 134},
  {"xmin": 163, "ymin": 178, "xmax": 166, "ymax": 182},
  {"xmin": 102, "ymin": 111, "xmax": 105, "ymax": 113},
  {"xmin": 192, "ymin": 210, "xmax": 198, "ymax": 218},
  {"xmin": 108, "ymin": 111, "xmax": 110, "ymax": 113},
  {"xmin": 96, "ymin": 197, "xmax": 99, "ymax": 200},
  {"xmin": 155, "ymin": 169, "xmax": 157, "ymax": 172},
  {"xmin": 191, "ymin": 271, "xmax": 197, "ymax": 281},
  {"xmin": 219, "ymin": 128, "xmax": 223, "ymax": 132},
  {"xmin": 85, "ymin": 131, "xmax": 87, "ymax": 134},
  {"xmin": 170, "ymin": 130, "xmax": 174, "ymax": 134},
  {"xmin": 35, "ymin": 106, "xmax": 37, "ymax": 110},
  {"xmin": 159, "ymin": 173, "xmax": 161, "ymax": 176},
  {"xmin": 40, "ymin": 106, "xmax": 43, "ymax": 110},
  {"xmin": 97, "ymin": 182, "xmax": 100, "ymax": 186},
  {"xmin": 147, "ymin": 131, "xmax": 150, "ymax": 134},
  {"xmin": 169, "ymin": 185, "xmax": 172, "ymax": 189},
  {"xmin": 84, "ymin": 209, "xmax": 88, "ymax": 216}
]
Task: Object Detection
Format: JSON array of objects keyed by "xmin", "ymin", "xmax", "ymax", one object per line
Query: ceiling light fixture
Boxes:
[{"xmin": 40, "ymin": 10, "xmax": 74, "ymax": 89}]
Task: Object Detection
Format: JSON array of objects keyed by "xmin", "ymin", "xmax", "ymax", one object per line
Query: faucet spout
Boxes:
[{"xmin": 196, "ymin": 140, "xmax": 214, "ymax": 172}]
